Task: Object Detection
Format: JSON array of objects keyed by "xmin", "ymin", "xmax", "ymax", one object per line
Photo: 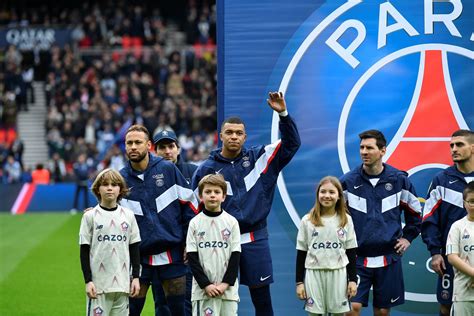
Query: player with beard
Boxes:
[
  {"xmin": 341, "ymin": 129, "xmax": 422, "ymax": 316},
  {"xmin": 119, "ymin": 125, "xmax": 199, "ymax": 316},
  {"xmin": 422, "ymin": 129, "xmax": 474, "ymax": 316}
]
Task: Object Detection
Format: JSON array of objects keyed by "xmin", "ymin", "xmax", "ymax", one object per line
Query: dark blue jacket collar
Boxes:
[{"xmin": 210, "ymin": 147, "xmax": 246, "ymax": 163}]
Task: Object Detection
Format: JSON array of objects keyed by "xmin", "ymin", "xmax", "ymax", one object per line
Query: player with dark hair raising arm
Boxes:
[{"xmin": 192, "ymin": 92, "xmax": 301, "ymax": 315}]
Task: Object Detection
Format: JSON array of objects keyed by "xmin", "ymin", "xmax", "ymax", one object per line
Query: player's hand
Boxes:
[
  {"xmin": 130, "ymin": 278, "xmax": 140, "ymax": 297},
  {"xmin": 347, "ymin": 281, "xmax": 357, "ymax": 299},
  {"xmin": 431, "ymin": 254, "xmax": 446, "ymax": 276},
  {"xmin": 204, "ymin": 284, "xmax": 221, "ymax": 298},
  {"xmin": 394, "ymin": 238, "xmax": 410, "ymax": 255},
  {"xmin": 215, "ymin": 282, "xmax": 229, "ymax": 295},
  {"xmin": 183, "ymin": 248, "xmax": 188, "ymax": 264},
  {"xmin": 86, "ymin": 281, "xmax": 97, "ymax": 299},
  {"xmin": 267, "ymin": 91, "xmax": 287, "ymax": 113},
  {"xmin": 296, "ymin": 283, "xmax": 306, "ymax": 300}
]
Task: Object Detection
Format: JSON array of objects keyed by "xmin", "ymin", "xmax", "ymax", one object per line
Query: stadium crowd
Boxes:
[{"xmin": 0, "ymin": 0, "xmax": 217, "ymax": 184}]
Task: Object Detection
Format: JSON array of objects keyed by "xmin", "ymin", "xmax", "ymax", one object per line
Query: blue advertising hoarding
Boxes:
[
  {"xmin": 0, "ymin": 27, "xmax": 73, "ymax": 50},
  {"xmin": 219, "ymin": 0, "xmax": 473, "ymax": 314}
]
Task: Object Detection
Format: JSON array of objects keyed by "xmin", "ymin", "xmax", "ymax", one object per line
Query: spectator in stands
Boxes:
[
  {"xmin": 3, "ymin": 155, "xmax": 22, "ymax": 184},
  {"xmin": 0, "ymin": 142, "xmax": 8, "ymax": 169},
  {"xmin": 31, "ymin": 163, "xmax": 50, "ymax": 184},
  {"xmin": 48, "ymin": 152, "xmax": 67, "ymax": 183},
  {"xmin": 2, "ymin": 0, "xmax": 218, "ymax": 178},
  {"xmin": 1, "ymin": 91, "xmax": 17, "ymax": 129},
  {"xmin": 96, "ymin": 124, "xmax": 115, "ymax": 154},
  {"xmin": 5, "ymin": 45, "xmax": 22, "ymax": 67},
  {"xmin": 22, "ymin": 64, "xmax": 35, "ymax": 104},
  {"xmin": 10, "ymin": 138, "xmax": 24, "ymax": 169},
  {"xmin": 108, "ymin": 144, "xmax": 126, "ymax": 171},
  {"xmin": 71, "ymin": 153, "xmax": 91, "ymax": 211},
  {"xmin": 12, "ymin": 67, "xmax": 27, "ymax": 112}
]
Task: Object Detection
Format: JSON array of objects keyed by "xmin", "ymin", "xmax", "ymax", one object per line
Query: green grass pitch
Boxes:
[{"xmin": 0, "ymin": 213, "xmax": 154, "ymax": 315}]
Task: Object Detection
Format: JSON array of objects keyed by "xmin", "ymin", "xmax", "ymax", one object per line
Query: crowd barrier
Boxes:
[{"xmin": 0, "ymin": 183, "xmax": 95, "ymax": 213}]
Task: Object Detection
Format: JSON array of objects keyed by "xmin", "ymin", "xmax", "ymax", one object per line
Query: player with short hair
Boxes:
[
  {"xmin": 120, "ymin": 124, "xmax": 198, "ymax": 316},
  {"xmin": 295, "ymin": 176, "xmax": 357, "ymax": 315},
  {"xmin": 79, "ymin": 168, "xmax": 141, "ymax": 316},
  {"xmin": 153, "ymin": 129, "xmax": 198, "ymax": 315},
  {"xmin": 446, "ymin": 182, "xmax": 474, "ymax": 315},
  {"xmin": 192, "ymin": 91, "xmax": 301, "ymax": 315},
  {"xmin": 153, "ymin": 129, "xmax": 197, "ymax": 184},
  {"xmin": 341, "ymin": 129, "xmax": 422, "ymax": 316},
  {"xmin": 187, "ymin": 174, "xmax": 241, "ymax": 315},
  {"xmin": 422, "ymin": 129, "xmax": 474, "ymax": 316}
]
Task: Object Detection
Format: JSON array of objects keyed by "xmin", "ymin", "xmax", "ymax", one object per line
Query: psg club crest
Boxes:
[
  {"xmin": 269, "ymin": 0, "xmax": 473, "ymax": 307},
  {"xmin": 153, "ymin": 174, "xmax": 165, "ymax": 187}
]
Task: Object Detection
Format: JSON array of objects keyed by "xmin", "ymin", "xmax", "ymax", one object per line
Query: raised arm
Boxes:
[{"xmin": 262, "ymin": 92, "xmax": 301, "ymax": 176}]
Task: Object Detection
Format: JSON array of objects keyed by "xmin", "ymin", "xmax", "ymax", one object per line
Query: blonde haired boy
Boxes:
[{"xmin": 79, "ymin": 168, "xmax": 141, "ymax": 316}]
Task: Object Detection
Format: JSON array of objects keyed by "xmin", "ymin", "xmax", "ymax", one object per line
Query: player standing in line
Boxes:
[
  {"xmin": 120, "ymin": 125, "xmax": 198, "ymax": 316},
  {"xmin": 422, "ymin": 129, "xmax": 474, "ymax": 316},
  {"xmin": 187, "ymin": 174, "xmax": 241, "ymax": 315},
  {"xmin": 341, "ymin": 130, "xmax": 422, "ymax": 316},
  {"xmin": 295, "ymin": 176, "xmax": 357, "ymax": 315},
  {"xmin": 154, "ymin": 129, "xmax": 197, "ymax": 184},
  {"xmin": 192, "ymin": 91, "xmax": 300, "ymax": 315},
  {"xmin": 446, "ymin": 182, "xmax": 474, "ymax": 315},
  {"xmin": 79, "ymin": 168, "xmax": 141, "ymax": 316},
  {"xmin": 152, "ymin": 129, "xmax": 198, "ymax": 316}
]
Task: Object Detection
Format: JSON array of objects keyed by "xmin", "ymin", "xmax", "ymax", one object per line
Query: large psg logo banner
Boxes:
[{"xmin": 218, "ymin": 0, "xmax": 472, "ymax": 313}]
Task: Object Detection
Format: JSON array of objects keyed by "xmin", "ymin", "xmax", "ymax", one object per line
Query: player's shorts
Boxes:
[
  {"xmin": 304, "ymin": 268, "xmax": 351, "ymax": 314},
  {"xmin": 240, "ymin": 238, "xmax": 273, "ymax": 286},
  {"xmin": 140, "ymin": 262, "xmax": 187, "ymax": 285},
  {"xmin": 451, "ymin": 301, "xmax": 474, "ymax": 316},
  {"xmin": 193, "ymin": 298, "xmax": 238, "ymax": 316},
  {"xmin": 353, "ymin": 259, "xmax": 404, "ymax": 309},
  {"xmin": 86, "ymin": 292, "xmax": 128, "ymax": 316},
  {"xmin": 437, "ymin": 257, "xmax": 454, "ymax": 305}
]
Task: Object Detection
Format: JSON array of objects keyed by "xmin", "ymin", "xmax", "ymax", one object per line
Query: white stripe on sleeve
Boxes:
[
  {"xmin": 244, "ymin": 141, "xmax": 281, "ymax": 192},
  {"xmin": 155, "ymin": 184, "xmax": 199, "ymax": 213},
  {"xmin": 120, "ymin": 199, "xmax": 143, "ymax": 216},
  {"xmin": 346, "ymin": 191, "xmax": 367, "ymax": 213}
]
